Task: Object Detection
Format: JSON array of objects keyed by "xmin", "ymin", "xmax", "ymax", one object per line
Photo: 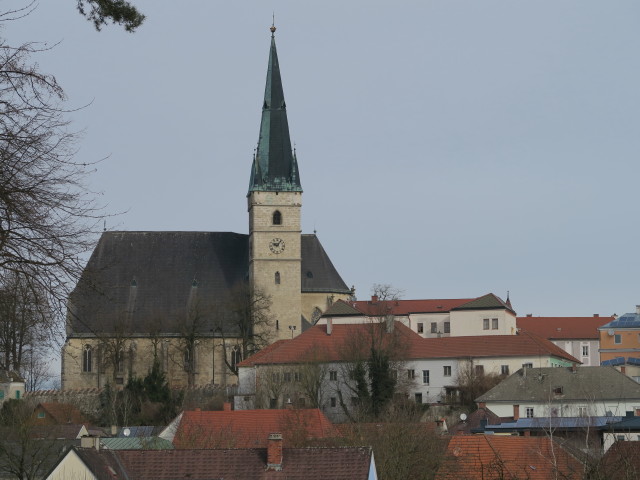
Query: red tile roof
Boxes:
[
  {"xmin": 600, "ymin": 441, "xmax": 640, "ymax": 478},
  {"xmin": 436, "ymin": 435, "xmax": 583, "ymax": 480},
  {"xmin": 172, "ymin": 408, "xmax": 338, "ymax": 449},
  {"xmin": 35, "ymin": 402, "xmax": 88, "ymax": 425},
  {"xmin": 71, "ymin": 446, "xmax": 373, "ymax": 480},
  {"xmin": 239, "ymin": 323, "xmax": 579, "ymax": 366},
  {"xmin": 351, "ymin": 298, "xmax": 474, "ymax": 316},
  {"xmin": 517, "ymin": 316, "xmax": 613, "ymax": 340}
]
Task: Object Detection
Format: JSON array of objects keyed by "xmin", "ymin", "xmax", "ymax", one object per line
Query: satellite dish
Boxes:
[
  {"xmin": 608, "ymin": 329, "xmax": 615, "ymax": 336},
  {"xmin": 123, "ymin": 428, "xmax": 131, "ymax": 437},
  {"xmin": 460, "ymin": 413, "xmax": 467, "ymax": 421}
]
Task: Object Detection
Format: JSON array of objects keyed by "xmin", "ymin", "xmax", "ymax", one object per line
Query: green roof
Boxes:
[
  {"xmin": 248, "ymin": 30, "xmax": 302, "ymax": 193},
  {"xmin": 101, "ymin": 437, "xmax": 174, "ymax": 450}
]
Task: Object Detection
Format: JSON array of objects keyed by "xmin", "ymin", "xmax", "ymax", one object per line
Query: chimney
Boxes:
[
  {"xmin": 223, "ymin": 402, "xmax": 232, "ymax": 412},
  {"xmin": 593, "ymin": 314, "xmax": 599, "ymax": 317},
  {"xmin": 571, "ymin": 364, "xmax": 577, "ymax": 373},
  {"xmin": 267, "ymin": 433, "xmax": 283, "ymax": 470},
  {"xmin": 326, "ymin": 318, "xmax": 332, "ymax": 335},
  {"xmin": 110, "ymin": 425, "xmax": 117, "ymax": 436},
  {"xmin": 81, "ymin": 436, "xmax": 101, "ymax": 450},
  {"xmin": 285, "ymin": 398, "xmax": 293, "ymax": 410},
  {"xmin": 513, "ymin": 405, "xmax": 520, "ymax": 421},
  {"xmin": 478, "ymin": 402, "xmax": 486, "ymax": 409},
  {"xmin": 526, "ymin": 314, "xmax": 532, "ymax": 317},
  {"xmin": 371, "ymin": 295, "xmax": 378, "ymax": 304},
  {"xmin": 523, "ymin": 429, "xmax": 530, "ymax": 437},
  {"xmin": 636, "ymin": 305, "xmax": 640, "ymax": 315},
  {"xmin": 621, "ymin": 366, "xmax": 626, "ymax": 374}
]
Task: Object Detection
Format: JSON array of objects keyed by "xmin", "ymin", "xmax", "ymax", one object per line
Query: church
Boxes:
[{"xmin": 61, "ymin": 27, "xmax": 352, "ymax": 390}]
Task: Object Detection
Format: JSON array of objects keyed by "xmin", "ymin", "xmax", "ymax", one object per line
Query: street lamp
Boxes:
[{"xmin": 288, "ymin": 325, "xmax": 297, "ymax": 338}]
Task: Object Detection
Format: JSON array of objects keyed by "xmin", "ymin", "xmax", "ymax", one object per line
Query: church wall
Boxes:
[
  {"xmin": 301, "ymin": 292, "xmax": 351, "ymax": 326},
  {"xmin": 61, "ymin": 337, "xmax": 239, "ymax": 390}
]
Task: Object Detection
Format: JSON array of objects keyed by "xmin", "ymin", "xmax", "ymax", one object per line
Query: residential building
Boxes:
[
  {"xmin": 436, "ymin": 435, "xmax": 583, "ymax": 480},
  {"xmin": 0, "ymin": 370, "xmax": 24, "ymax": 403},
  {"xmin": 597, "ymin": 440, "xmax": 640, "ymax": 479},
  {"xmin": 347, "ymin": 293, "xmax": 517, "ymax": 338},
  {"xmin": 517, "ymin": 314, "xmax": 612, "ymax": 366},
  {"xmin": 236, "ymin": 321, "xmax": 577, "ymax": 421},
  {"xmin": 601, "ymin": 414, "xmax": 640, "ymax": 452},
  {"xmin": 598, "ymin": 307, "xmax": 640, "ymax": 380},
  {"xmin": 476, "ymin": 366, "xmax": 640, "ymax": 419},
  {"xmin": 61, "ymin": 27, "xmax": 350, "ymax": 390},
  {"xmin": 46, "ymin": 436, "xmax": 377, "ymax": 480},
  {"xmin": 33, "ymin": 402, "xmax": 88, "ymax": 425}
]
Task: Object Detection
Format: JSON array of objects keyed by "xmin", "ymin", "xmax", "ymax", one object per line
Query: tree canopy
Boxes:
[{"xmin": 76, "ymin": 0, "xmax": 145, "ymax": 32}]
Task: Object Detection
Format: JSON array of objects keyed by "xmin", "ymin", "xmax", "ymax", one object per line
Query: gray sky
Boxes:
[{"xmin": 5, "ymin": 1, "xmax": 640, "ymax": 317}]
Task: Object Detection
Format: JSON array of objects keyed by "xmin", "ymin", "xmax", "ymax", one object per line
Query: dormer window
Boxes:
[
  {"xmin": 272, "ymin": 210, "xmax": 282, "ymax": 225},
  {"xmin": 130, "ymin": 279, "xmax": 137, "ymax": 287}
]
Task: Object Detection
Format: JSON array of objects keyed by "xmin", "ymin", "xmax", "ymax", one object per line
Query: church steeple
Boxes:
[{"xmin": 248, "ymin": 26, "xmax": 302, "ymax": 194}]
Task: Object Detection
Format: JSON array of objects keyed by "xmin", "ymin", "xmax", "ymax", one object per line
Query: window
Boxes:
[
  {"xmin": 582, "ymin": 345, "xmax": 589, "ymax": 357},
  {"xmin": 330, "ymin": 397, "xmax": 337, "ymax": 408},
  {"xmin": 298, "ymin": 397, "xmax": 306, "ymax": 407},
  {"xmin": 407, "ymin": 369, "xmax": 415, "ymax": 380},
  {"xmin": 15, "ymin": 390, "xmax": 20, "ymax": 399},
  {"xmin": 294, "ymin": 372, "xmax": 301, "ymax": 382},
  {"xmin": 115, "ymin": 378, "xmax": 124, "ymax": 385},
  {"xmin": 423, "ymin": 370, "xmax": 430, "ymax": 385},
  {"xmin": 230, "ymin": 346, "xmax": 242, "ymax": 371},
  {"xmin": 526, "ymin": 407, "xmax": 534, "ymax": 418},
  {"xmin": 272, "ymin": 210, "xmax": 282, "ymax": 225},
  {"xmin": 617, "ymin": 435, "xmax": 625, "ymax": 442},
  {"xmin": 269, "ymin": 398, "xmax": 277, "ymax": 409},
  {"xmin": 275, "ymin": 271, "xmax": 280, "ymax": 284},
  {"xmin": 329, "ymin": 370, "xmax": 337, "ymax": 381},
  {"xmin": 578, "ymin": 406, "xmax": 588, "ymax": 417},
  {"xmin": 82, "ymin": 345, "xmax": 93, "ymax": 373},
  {"xmin": 492, "ymin": 318, "xmax": 499, "ymax": 330},
  {"xmin": 501, "ymin": 365, "xmax": 509, "ymax": 375},
  {"xmin": 522, "ymin": 363, "xmax": 533, "ymax": 369},
  {"xmin": 415, "ymin": 393, "xmax": 423, "ymax": 404},
  {"xmin": 417, "ymin": 323, "xmax": 424, "ymax": 333},
  {"xmin": 283, "ymin": 372, "xmax": 292, "ymax": 382},
  {"xmin": 390, "ymin": 369, "xmax": 398, "ymax": 380},
  {"xmin": 483, "ymin": 318, "xmax": 490, "ymax": 330},
  {"xmin": 37, "ymin": 411, "xmax": 45, "ymax": 418},
  {"xmin": 443, "ymin": 366, "xmax": 452, "ymax": 377},
  {"xmin": 444, "ymin": 322, "xmax": 450, "ymax": 334},
  {"xmin": 553, "ymin": 386, "xmax": 563, "ymax": 395},
  {"xmin": 475, "ymin": 365, "xmax": 484, "ymax": 376},
  {"xmin": 430, "ymin": 322, "xmax": 437, "ymax": 334},
  {"xmin": 615, "ymin": 334, "xmax": 622, "ymax": 344}
]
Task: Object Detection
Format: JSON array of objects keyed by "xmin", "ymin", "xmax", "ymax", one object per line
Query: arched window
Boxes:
[
  {"xmin": 82, "ymin": 345, "xmax": 93, "ymax": 373},
  {"xmin": 117, "ymin": 348, "xmax": 125, "ymax": 374},
  {"xmin": 231, "ymin": 346, "xmax": 242, "ymax": 371},
  {"xmin": 275, "ymin": 271, "xmax": 281, "ymax": 285},
  {"xmin": 311, "ymin": 307, "xmax": 322, "ymax": 324},
  {"xmin": 272, "ymin": 210, "xmax": 282, "ymax": 225}
]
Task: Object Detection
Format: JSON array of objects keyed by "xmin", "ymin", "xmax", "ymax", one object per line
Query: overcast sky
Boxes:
[{"xmin": 5, "ymin": 1, "xmax": 640, "ymax": 317}]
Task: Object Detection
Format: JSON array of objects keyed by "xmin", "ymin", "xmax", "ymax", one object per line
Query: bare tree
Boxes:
[
  {"xmin": 0, "ymin": 19, "xmax": 107, "ymax": 335},
  {"xmin": 218, "ymin": 282, "xmax": 274, "ymax": 376}
]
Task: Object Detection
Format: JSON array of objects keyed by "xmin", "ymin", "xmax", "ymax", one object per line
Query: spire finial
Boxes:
[{"xmin": 270, "ymin": 14, "xmax": 276, "ymax": 36}]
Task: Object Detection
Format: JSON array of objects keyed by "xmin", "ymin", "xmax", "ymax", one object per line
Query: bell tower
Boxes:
[{"xmin": 248, "ymin": 25, "xmax": 302, "ymax": 341}]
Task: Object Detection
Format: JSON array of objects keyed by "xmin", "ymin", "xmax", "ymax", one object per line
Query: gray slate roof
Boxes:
[
  {"xmin": 68, "ymin": 232, "xmax": 349, "ymax": 336},
  {"xmin": 452, "ymin": 293, "xmax": 516, "ymax": 314},
  {"xmin": 476, "ymin": 366, "xmax": 640, "ymax": 403}
]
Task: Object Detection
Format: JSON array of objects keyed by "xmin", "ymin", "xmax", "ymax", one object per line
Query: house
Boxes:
[
  {"xmin": 448, "ymin": 406, "xmax": 507, "ymax": 435},
  {"xmin": 476, "ymin": 366, "xmax": 640, "ymax": 419},
  {"xmin": 601, "ymin": 414, "xmax": 640, "ymax": 451},
  {"xmin": 338, "ymin": 293, "xmax": 517, "ymax": 338},
  {"xmin": 236, "ymin": 321, "xmax": 578, "ymax": 421},
  {"xmin": 33, "ymin": 402, "xmax": 88, "ymax": 425},
  {"xmin": 62, "ymin": 26, "xmax": 351, "ymax": 390},
  {"xmin": 46, "ymin": 434, "xmax": 377, "ymax": 480},
  {"xmin": 598, "ymin": 306, "xmax": 640, "ymax": 380},
  {"xmin": 435, "ymin": 435, "xmax": 583, "ymax": 480},
  {"xmin": 0, "ymin": 370, "xmax": 24, "ymax": 403},
  {"xmin": 517, "ymin": 314, "xmax": 612, "ymax": 366},
  {"xmin": 164, "ymin": 406, "xmax": 338, "ymax": 448}
]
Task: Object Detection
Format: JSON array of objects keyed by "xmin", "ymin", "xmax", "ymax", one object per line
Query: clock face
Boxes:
[{"xmin": 269, "ymin": 238, "xmax": 285, "ymax": 254}]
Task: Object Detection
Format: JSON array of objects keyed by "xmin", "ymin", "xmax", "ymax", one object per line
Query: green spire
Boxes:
[{"xmin": 249, "ymin": 26, "xmax": 302, "ymax": 193}]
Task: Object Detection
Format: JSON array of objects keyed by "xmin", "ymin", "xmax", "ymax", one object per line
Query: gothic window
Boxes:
[
  {"xmin": 311, "ymin": 307, "xmax": 322, "ymax": 324},
  {"xmin": 231, "ymin": 346, "xmax": 242, "ymax": 371},
  {"xmin": 82, "ymin": 345, "xmax": 93, "ymax": 373},
  {"xmin": 273, "ymin": 210, "xmax": 282, "ymax": 225},
  {"xmin": 275, "ymin": 271, "xmax": 281, "ymax": 285}
]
